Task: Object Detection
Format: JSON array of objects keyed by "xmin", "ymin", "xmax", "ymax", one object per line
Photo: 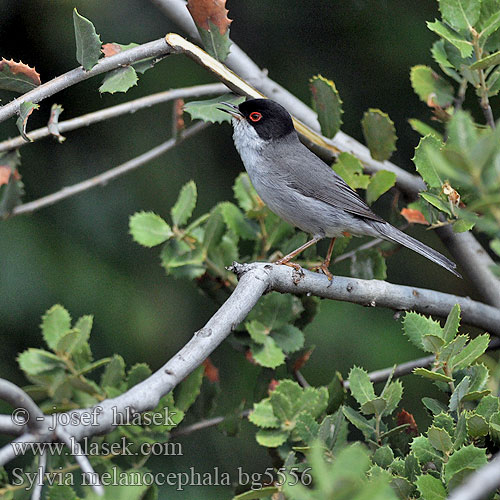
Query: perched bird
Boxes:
[{"xmin": 219, "ymin": 98, "xmax": 460, "ymax": 279}]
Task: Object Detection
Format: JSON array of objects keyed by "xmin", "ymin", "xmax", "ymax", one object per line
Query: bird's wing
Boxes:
[{"xmin": 283, "ymin": 148, "xmax": 385, "ymax": 223}]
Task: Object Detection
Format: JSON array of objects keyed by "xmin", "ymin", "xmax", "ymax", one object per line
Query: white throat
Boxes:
[{"xmin": 232, "ymin": 119, "xmax": 267, "ymax": 171}]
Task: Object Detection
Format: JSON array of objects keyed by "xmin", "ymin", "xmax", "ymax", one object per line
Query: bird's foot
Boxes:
[{"xmin": 311, "ymin": 263, "xmax": 333, "ymax": 281}]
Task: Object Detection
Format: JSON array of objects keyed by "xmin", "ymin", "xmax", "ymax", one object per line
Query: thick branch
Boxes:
[
  {"xmin": 0, "ymin": 83, "xmax": 225, "ymax": 153},
  {"xmin": 0, "ymin": 380, "xmax": 44, "ymax": 429},
  {"xmin": 9, "ymin": 121, "xmax": 208, "ymax": 217},
  {"xmin": 0, "ymin": 38, "xmax": 174, "ymax": 124}
]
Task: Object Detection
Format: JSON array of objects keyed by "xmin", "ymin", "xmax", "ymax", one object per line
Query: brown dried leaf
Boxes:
[
  {"xmin": 0, "ymin": 166, "xmax": 20, "ymax": 187},
  {"xmin": 400, "ymin": 208, "xmax": 430, "ymax": 225},
  {"xmin": 202, "ymin": 357, "xmax": 219, "ymax": 383},
  {"xmin": 0, "ymin": 58, "xmax": 41, "ymax": 86},
  {"xmin": 268, "ymin": 379, "xmax": 280, "ymax": 393},
  {"xmin": 293, "ymin": 348, "xmax": 314, "ymax": 372},
  {"xmin": 397, "ymin": 409, "xmax": 418, "ymax": 435},
  {"xmin": 173, "ymin": 98, "xmax": 185, "ymax": 133},
  {"xmin": 187, "ymin": 0, "xmax": 232, "ymax": 34},
  {"xmin": 442, "ymin": 182, "xmax": 463, "ymax": 207}
]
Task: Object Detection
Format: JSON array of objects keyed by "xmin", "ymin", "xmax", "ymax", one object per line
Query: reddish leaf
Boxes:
[
  {"xmin": 174, "ymin": 98, "xmax": 185, "ymax": 134},
  {"xmin": 101, "ymin": 43, "xmax": 122, "ymax": 57},
  {"xmin": 293, "ymin": 348, "xmax": 314, "ymax": 372},
  {"xmin": 268, "ymin": 379, "xmax": 280, "ymax": 393},
  {"xmin": 0, "ymin": 58, "xmax": 41, "ymax": 88},
  {"xmin": 401, "ymin": 208, "xmax": 430, "ymax": 225},
  {"xmin": 202, "ymin": 357, "xmax": 219, "ymax": 383},
  {"xmin": 397, "ymin": 409, "xmax": 418, "ymax": 435},
  {"xmin": 0, "ymin": 166, "xmax": 11, "ymax": 186},
  {"xmin": 245, "ymin": 349, "xmax": 257, "ymax": 365},
  {"xmin": 187, "ymin": 0, "xmax": 232, "ymax": 34},
  {"xmin": 442, "ymin": 182, "xmax": 464, "ymax": 208}
]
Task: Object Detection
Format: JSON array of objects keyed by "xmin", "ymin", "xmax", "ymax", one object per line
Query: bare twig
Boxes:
[
  {"xmin": 0, "ymin": 380, "xmax": 45, "ymax": 430},
  {"xmin": 447, "ymin": 451, "xmax": 500, "ymax": 500},
  {"xmin": 30, "ymin": 451, "xmax": 46, "ymax": 500},
  {"xmin": 9, "ymin": 121, "xmax": 208, "ymax": 217},
  {"xmin": 56, "ymin": 427, "xmax": 104, "ymax": 496},
  {"xmin": 0, "ymin": 38, "xmax": 174, "ymax": 124},
  {"xmin": 0, "ymin": 83, "xmax": 225, "ymax": 153}
]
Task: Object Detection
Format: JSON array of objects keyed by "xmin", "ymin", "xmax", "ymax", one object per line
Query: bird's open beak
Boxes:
[{"xmin": 218, "ymin": 102, "xmax": 244, "ymax": 121}]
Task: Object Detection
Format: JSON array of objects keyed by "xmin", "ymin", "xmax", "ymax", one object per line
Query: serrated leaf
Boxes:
[
  {"xmin": 56, "ymin": 329, "xmax": 87, "ymax": 355},
  {"xmin": 414, "ymin": 368, "xmax": 453, "ymax": 382},
  {"xmin": 373, "ymin": 445, "xmax": 394, "ymax": 468},
  {"xmin": 442, "ymin": 304, "xmax": 461, "ymax": 343},
  {"xmin": 99, "ymin": 66, "xmax": 138, "ymax": 94},
  {"xmin": 427, "ymin": 20, "xmax": 474, "ymax": 58},
  {"xmin": 468, "ymin": 363, "xmax": 489, "ymax": 392},
  {"xmin": 333, "ymin": 152, "xmax": 370, "ymax": 190},
  {"xmin": 175, "ymin": 365, "xmax": 204, "ymax": 412},
  {"xmin": 452, "ymin": 218, "xmax": 475, "ymax": 232},
  {"xmin": 420, "ymin": 192, "xmax": 452, "ymax": 216},
  {"xmin": 126, "ymin": 363, "xmax": 152, "ymax": 389},
  {"xmin": 0, "ymin": 58, "xmax": 41, "ymax": 93},
  {"xmin": 184, "ymin": 94, "xmax": 245, "ymax": 124},
  {"xmin": 440, "ymin": 335, "xmax": 469, "ymax": 363},
  {"xmin": 246, "ymin": 293, "xmax": 303, "ymax": 331},
  {"xmin": 403, "ymin": 311, "xmax": 443, "ymax": 351},
  {"xmin": 409, "ymin": 118, "xmax": 443, "ymax": 139},
  {"xmin": 233, "ymin": 172, "xmax": 257, "ymax": 212},
  {"xmin": 73, "ymin": 9, "xmax": 102, "ymax": 71},
  {"xmin": 246, "ymin": 320, "xmax": 269, "ymax": 344},
  {"xmin": 361, "ymin": 397, "xmax": 387, "ymax": 416},
  {"xmin": 350, "ymin": 248, "xmax": 386, "ymax": 280},
  {"xmin": 489, "ymin": 412, "xmax": 500, "ymax": 442},
  {"xmin": 295, "ymin": 412, "xmax": 320, "ymax": 444},
  {"xmin": 203, "ymin": 206, "xmax": 225, "ymax": 251},
  {"xmin": 444, "ymin": 445, "xmax": 487, "ymax": 483},
  {"xmin": 348, "ymin": 366, "xmax": 376, "ymax": 406},
  {"xmin": 342, "ymin": 406, "xmax": 376, "ymax": 440},
  {"xmin": 447, "ymin": 110, "xmax": 478, "ymax": 154},
  {"xmin": 255, "ymin": 428, "xmax": 289, "ymax": 447},
  {"xmin": 16, "ymin": 101, "xmax": 39, "ymax": 142},
  {"xmin": 160, "ymin": 238, "xmax": 205, "ymax": 279},
  {"xmin": 476, "ymin": 395, "xmax": 499, "ymax": 420},
  {"xmin": 48, "ymin": 484, "xmax": 78, "ymax": 500},
  {"xmin": 310, "ymin": 74, "xmax": 343, "ymax": 138},
  {"xmin": 478, "ymin": 5, "xmax": 500, "ymax": 47},
  {"xmin": 411, "ymin": 436, "xmax": 443, "ymax": 465},
  {"xmin": 410, "ymin": 64, "xmax": 455, "ymax": 106},
  {"xmin": 433, "ymin": 412, "xmax": 455, "ymax": 434},
  {"xmin": 129, "ymin": 211, "xmax": 173, "ymax": 247},
  {"xmin": 17, "ymin": 348, "xmax": 65, "ymax": 375},
  {"xmin": 449, "ymin": 376, "xmax": 470, "ymax": 412},
  {"xmin": 100, "ymin": 354, "xmax": 125, "ymax": 390},
  {"xmin": 382, "ymin": 380, "xmax": 403, "ymax": 416},
  {"xmin": 361, "ymin": 109, "xmax": 397, "ymax": 161},
  {"xmin": 251, "ymin": 336, "xmax": 285, "ymax": 369},
  {"xmin": 413, "ymin": 134, "xmax": 443, "ymax": 189},
  {"xmin": 415, "ymin": 474, "xmax": 446, "ymax": 500},
  {"xmin": 428, "ymin": 425, "xmax": 453, "ymax": 453},
  {"xmin": 41, "ymin": 304, "xmax": 72, "ymax": 351},
  {"xmin": 439, "ymin": 0, "xmax": 481, "ymax": 30},
  {"xmin": 220, "ymin": 201, "xmax": 257, "ymax": 240},
  {"xmin": 366, "ymin": 170, "xmax": 396, "ymax": 205},
  {"xmin": 422, "ymin": 334, "xmax": 445, "ymax": 353},
  {"xmin": 450, "ymin": 334, "xmax": 490, "ymax": 371},
  {"xmin": 171, "ymin": 181, "xmax": 197, "ymax": 227},
  {"xmin": 422, "ymin": 397, "xmax": 448, "ymax": 415},
  {"xmin": 271, "ymin": 325, "xmax": 304, "ymax": 354},
  {"xmin": 249, "ymin": 399, "xmax": 280, "ymax": 428},
  {"xmin": 467, "ymin": 413, "xmax": 489, "ymax": 438}
]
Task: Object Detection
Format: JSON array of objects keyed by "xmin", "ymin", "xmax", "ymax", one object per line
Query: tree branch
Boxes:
[
  {"xmin": 0, "ymin": 380, "xmax": 44, "ymax": 430},
  {"xmin": 0, "ymin": 38, "xmax": 174, "ymax": 124},
  {"xmin": 30, "ymin": 451, "xmax": 46, "ymax": 500},
  {"xmin": 0, "ymin": 83, "xmax": 225, "ymax": 153},
  {"xmin": 9, "ymin": 121, "xmax": 208, "ymax": 217}
]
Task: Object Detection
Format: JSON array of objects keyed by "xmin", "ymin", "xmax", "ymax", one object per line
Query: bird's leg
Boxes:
[
  {"xmin": 311, "ymin": 237, "xmax": 336, "ymax": 281},
  {"xmin": 275, "ymin": 235, "xmax": 322, "ymax": 272}
]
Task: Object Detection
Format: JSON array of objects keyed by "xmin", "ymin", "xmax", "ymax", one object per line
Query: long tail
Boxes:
[{"xmin": 369, "ymin": 221, "xmax": 462, "ymax": 278}]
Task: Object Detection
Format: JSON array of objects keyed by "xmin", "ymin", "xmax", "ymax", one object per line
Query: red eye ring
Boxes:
[{"xmin": 249, "ymin": 111, "xmax": 262, "ymax": 122}]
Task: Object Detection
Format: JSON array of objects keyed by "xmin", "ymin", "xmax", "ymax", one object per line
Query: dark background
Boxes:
[{"xmin": 0, "ymin": 1, "xmax": 489, "ymax": 498}]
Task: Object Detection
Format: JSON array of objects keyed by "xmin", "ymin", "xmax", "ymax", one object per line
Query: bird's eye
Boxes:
[{"xmin": 249, "ymin": 112, "xmax": 262, "ymax": 122}]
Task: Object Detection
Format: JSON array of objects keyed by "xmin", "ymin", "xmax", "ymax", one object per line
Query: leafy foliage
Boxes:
[{"xmin": 309, "ymin": 74, "xmax": 343, "ymax": 138}]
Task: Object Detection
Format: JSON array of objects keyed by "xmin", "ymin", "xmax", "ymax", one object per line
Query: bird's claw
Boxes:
[{"xmin": 311, "ymin": 263, "xmax": 333, "ymax": 281}]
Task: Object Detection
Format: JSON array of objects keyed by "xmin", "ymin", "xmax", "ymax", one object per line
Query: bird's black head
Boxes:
[{"xmin": 235, "ymin": 99, "xmax": 295, "ymax": 140}]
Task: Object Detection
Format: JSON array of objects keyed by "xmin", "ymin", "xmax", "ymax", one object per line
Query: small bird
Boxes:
[{"xmin": 220, "ymin": 98, "xmax": 460, "ymax": 279}]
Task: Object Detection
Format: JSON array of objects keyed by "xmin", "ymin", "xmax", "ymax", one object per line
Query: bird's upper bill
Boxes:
[{"xmin": 218, "ymin": 102, "xmax": 244, "ymax": 121}]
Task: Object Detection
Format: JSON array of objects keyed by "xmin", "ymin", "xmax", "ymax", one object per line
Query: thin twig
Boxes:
[
  {"xmin": 56, "ymin": 427, "xmax": 104, "ymax": 496},
  {"xmin": 9, "ymin": 121, "xmax": 208, "ymax": 217},
  {"xmin": 30, "ymin": 451, "xmax": 47, "ymax": 500},
  {"xmin": 0, "ymin": 83, "xmax": 225, "ymax": 153},
  {"xmin": 0, "ymin": 380, "xmax": 45, "ymax": 430},
  {"xmin": 0, "ymin": 38, "xmax": 174, "ymax": 124}
]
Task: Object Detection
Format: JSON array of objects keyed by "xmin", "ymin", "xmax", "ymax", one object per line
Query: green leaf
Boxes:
[
  {"xmin": 203, "ymin": 206, "xmax": 225, "ymax": 251},
  {"xmin": 348, "ymin": 366, "xmax": 376, "ymax": 406},
  {"xmin": 75, "ymin": 315, "xmax": 93, "ymax": 339},
  {"xmin": 476, "ymin": 394, "xmax": 500, "ymax": 420},
  {"xmin": 489, "ymin": 412, "xmax": 500, "ymax": 442},
  {"xmin": 48, "ymin": 484, "xmax": 78, "ymax": 500},
  {"xmin": 470, "ymin": 49, "xmax": 500, "ymax": 70},
  {"xmin": 452, "ymin": 218, "xmax": 475, "ymax": 233},
  {"xmin": 220, "ymin": 201, "xmax": 257, "ymax": 240},
  {"xmin": 126, "ymin": 363, "xmax": 152, "ymax": 389},
  {"xmin": 409, "ymin": 119, "xmax": 443, "ymax": 140},
  {"xmin": 17, "ymin": 348, "xmax": 65, "ymax": 375},
  {"xmin": 420, "ymin": 192, "xmax": 452, "ymax": 216},
  {"xmin": 184, "ymin": 94, "xmax": 245, "ymax": 124},
  {"xmin": 440, "ymin": 335, "xmax": 469, "ymax": 363},
  {"xmin": 333, "ymin": 152, "xmax": 370, "ymax": 190},
  {"xmin": 342, "ymin": 406, "xmax": 376, "ymax": 440},
  {"xmin": 272, "ymin": 325, "xmax": 304, "ymax": 354},
  {"xmin": 246, "ymin": 293, "xmax": 303, "ymax": 331},
  {"xmin": 413, "ymin": 134, "xmax": 443, "ymax": 189},
  {"xmin": 414, "ymin": 368, "xmax": 453, "ymax": 382},
  {"xmin": 129, "ymin": 211, "xmax": 173, "ymax": 247},
  {"xmin": 326, "ymin": 372, "xmax": 346, "ymax": 414},
  {"xmin": 447, "ymin": 110, "xmax": 478, "ymax": 154},
  {"xmin": 444, "ymin": 445, "xmax": 487, "ymax": 483},
  {"xmin": 16, "ymin": 101, "xmax": 39, "ymax": 141},
  {"xmin": 454, "ymin": 412, "xmax": 468, "ymax": 449},
  {"xmin": 255, "ymin": 428, "xmax": 289, "ymax": 447},
  {"xmin": 310, "ymin": 74, "xmax": 343, "ymax": 138},
  {"xmin": 295, "ymin": 412, "xmax": 320, "ymax": 444},
  {"xmin": 196, "ymin": 19, "xmax": 232, "ymax": 62},
  {"xmin": 73, "ymin": 9, "xmax": 102, "ymax": 71},
  {"xmin": 422, "ymin": 334, "xmax": 445, "ymax": 353},
  {"xmin": 233, "ymin": 173, "xmax": 257, "ymax": 212},
  {"xmin": 426, "ymin": 20, "xmax": 474, "ymax": 58},
  {"xmin": 249, "ymin": 399, "xmax": 280, "ymax": 428},
  {"xmin": 175, "ymin": 365, "xmax": 204, "ymax": 412},
  {"xmin": 467, "ymin": 413, "xmax": 489, "ymax": 438},
  {"xmin": 160, "ymin": 239, "xmax": 205, "ymax": 279},
  {"xmin": 171, "ymin": 181, "xmax": 197, "ymax": 227},
  {"xmin": 373, "ymin": 445, "xmax": 394, "ymax": 468},
  {"xmin": 41, "ymin": 304, "xmax": 72, "ymax": 351},
  {"xmin": 410, "ymin": 436, "xmax": 443, "ymax": 466},
  {"xmin": 361, "ymin": 109, "xmax": 397, "ymax": 161},
  {"xmin": 382, "ymin": 380, "xmax": 403, "ymax": 416},
  {"xmin": 422, "ymin": 397, "xmax": 448, "ymax": 415},
  {"xmin": 433, "ymin": 412, "xmax": 456, "ymax": 435},
  {"xmin": 403, "ymin": 311, "xmax": 443, "ymax": 351},
  {"xmin": 442, "ymin": 304, "xmax": 461, "ymax": 343},
  {"xmin": 478, "ymin": 5, "xmax": 500, "ymax": 47},
  {"xmin": 468, "ymin": 363, "xmax": 489, "ymax": 392},
  {"xmin": 245, "ymin": 320, "xmax": 269, "ymax": 344},
  {"xmin": 350, "ymin": 248, "xmax": 387, "ymax": 280},
  {"xmin": 415, "ymin": 474, "xmax": 446, "ymax": 500},
  {"xmin": 428, "ymin": 425, "xmax": 453, "ymax": 453},
  {"xmin": 366, "ymin": 170, "xmax": 396, "ymax": 205},
  {"xmin": 450, "ymin": 334, "xmax": 490, "ymax": 371},
  {"xmin": 361, "ymin": 397, "xmax": 387, "ymax": 416},
  {"xmin": 56, "ymin": 329, "xmax": 88, "ymax": 355},
  {"xmin": 99, "ymin": 66, "xmax": 138, "ymax": 94},
  {"xmin": 233, "ymin": 487, "xmax": 279, "ymax": 500},
  {"xmin": 439, "ymin": 0, "xmax": 481, "ymax": 30},
  {"xmin": 251, "ymin": 337, "xmax": 285, "ymax": 369},
  {"xmin": 0, "ymin": 168, "xmax": 24, "ymax": 217},
  {"xmin": 100, "ymin": 354, "xmax": 125, "ymax": 390},
  {"xmin": 449, "ymin": 376, "xmax": 470, "ymax": 412},
  {"xmin": 410, "ymin": 64, "xmax": 455, "ymax": 106},
  {"xmin": 490, "ymin": 239, "xmax": 500, "ymax": 257}
]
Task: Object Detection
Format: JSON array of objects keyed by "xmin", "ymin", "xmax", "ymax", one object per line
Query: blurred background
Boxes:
[{"xmin": 0, "ymin": 0, "xmax": 492, "ymax": 498}]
